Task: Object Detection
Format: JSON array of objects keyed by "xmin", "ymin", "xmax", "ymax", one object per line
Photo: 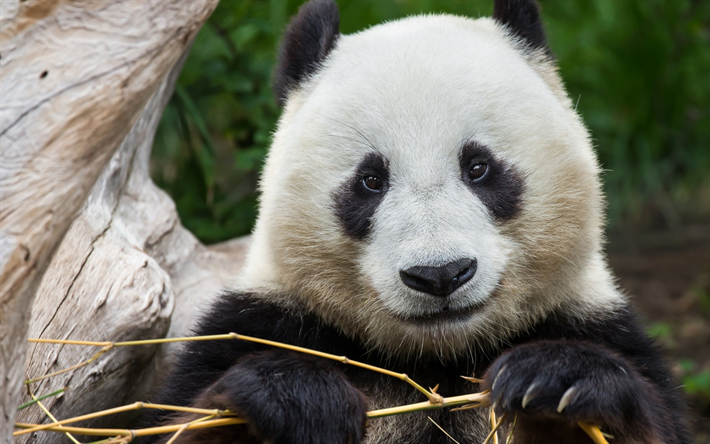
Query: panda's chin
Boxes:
[{"xmin": 390, "ymin": 301, "xmax": 485, "ymax": 325}]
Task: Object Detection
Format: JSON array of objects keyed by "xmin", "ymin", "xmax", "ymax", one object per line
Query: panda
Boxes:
[{"xmin": 144, "ymin": 0, "xmax": 691, "ymax": 443}]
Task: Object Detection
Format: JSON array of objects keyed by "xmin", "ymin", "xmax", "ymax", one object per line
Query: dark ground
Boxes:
[{"xmin": 608, "ymin": 224, "xmax": 710, "ymax": 443}]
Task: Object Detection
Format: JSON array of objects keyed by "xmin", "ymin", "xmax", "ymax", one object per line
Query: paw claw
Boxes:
[
  {"xmin": 522, "ymin": 383, "xmax": 539, "ymax": 409},
  {"xmin": 492, "ymin": 364, "xmax": 507, "ymax": 392},
  {"xmin": 557, "ymin": 386, "xmax": 578, "ymax": 413}
]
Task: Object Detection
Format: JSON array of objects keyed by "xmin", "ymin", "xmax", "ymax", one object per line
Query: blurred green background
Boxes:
[
  {"xmin": 151, "ymin": 0, "xmax": 710, "ymax": 244},
  {"xmin": 150, "ymin": 0, "xmax": 710, "ymax": 436}
]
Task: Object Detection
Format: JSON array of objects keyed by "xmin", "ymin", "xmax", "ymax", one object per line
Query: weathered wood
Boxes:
[
  {"xmin": 0, "ymin": 0, "xmax": 220, "ymax": 439},
  {"xmin": 16, "ymin": 56, "xmax": 250, "ymax": 440}
]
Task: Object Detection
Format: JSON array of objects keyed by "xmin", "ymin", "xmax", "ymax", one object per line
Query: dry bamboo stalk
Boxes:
[
  {"xmin": 25, "ymin": 345, "xmax": 113, "ymax": 384},
  {"xmin": 15, "ymin": 418, "xmax": 247, "ymax": 438},
  {"xmin": 489, "ymin": 407, "xmax": 499, "ymax": 444},
  {"xmin": 13, "ymin": 402, "xmax": 237, "ymax": 437},
  {"xmin": 27, "ymin": 388, "xmax": 80, "ymax": 444},
  {"xmin": 14, "ymin": 392, "xmax": 487, "ymax": 438},
  {"xmin": 482, "ymin": 412, "xmax": 507, "ymax": 444},
  {"xmin": 578, "ymin": 422, "xmax": 610, "ymax": 444},
  {"xmin": 367, "ymin": 392, "xmax": 488, "ymax": 418},
  {"xmin": 225, "ymin": 333, "xmax": 443, "ymax": 404},
  {"xmin": 28, "ymin": 334, "xmax": 442, "ymax": 403},
  {"xmin": 427, "ymin": 416, "xmax": 461, "ymax": 444},
  {"xmin": 14, "ymin": 403, "xmax": 146, "ymax": 436},
  {"xmin": 14, "ymin": 422, "xmax": 132, "ymax": 437},
  {"xmin": 88, "ymin": 437, "xmax": 132, "ymax": 444},
  {"xmin": 23, "ymin": 335, "xmax": 610, "ymax": 443},
  {"xmin": 165, "ymin": 414, "xmax": 216, "ymax": 444}
]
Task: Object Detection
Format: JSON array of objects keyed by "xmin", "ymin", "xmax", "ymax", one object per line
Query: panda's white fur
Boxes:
[{"xmin": 240, "ymin": 14, "xmax": 623, "ymax": 360}]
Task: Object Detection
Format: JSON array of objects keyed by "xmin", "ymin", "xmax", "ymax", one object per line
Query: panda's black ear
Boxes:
[
  {"xmin": 273, "ymin": 0, "xmax": 340, "ymax": 107},
  {"xmin": 493, "ymin": 0, "xmax": 548, "ymax": 51}
]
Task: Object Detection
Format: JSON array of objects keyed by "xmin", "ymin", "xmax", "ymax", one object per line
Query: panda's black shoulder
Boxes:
[
  {"xmin": 192, "ymin": 293, "xmax": 310, "ymax": 340},
  {"xmin": 522, "ymin": 305, "xmax": 670, "ymax": 382},
  {"xmin": 184, "ymin": 292, "xmax": 366, "ymax": 363},
  {"xmin": 160, "ymin": 292, "xmax": 365, "ymax": 401}
]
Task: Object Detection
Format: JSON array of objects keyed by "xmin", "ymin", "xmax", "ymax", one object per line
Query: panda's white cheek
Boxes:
[
  {"xmin": 469, "ymin": 234, "xmax": 511, "ymax": 300},
  {"xmin": 358, "ymin": 235, "xmax": 406, "ymax": 308}
]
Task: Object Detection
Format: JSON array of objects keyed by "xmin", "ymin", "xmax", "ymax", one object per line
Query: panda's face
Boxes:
[
  {"xmin": 346, "ymin": 140, "xmax": 518, "ymax": 325},
  {"xmin": 247, "ymin": 14, "xmax": 607, "ymax": 357},
  {"xmin": 320, "ymin": 19, "xmax": 529, "ymax": 329}
]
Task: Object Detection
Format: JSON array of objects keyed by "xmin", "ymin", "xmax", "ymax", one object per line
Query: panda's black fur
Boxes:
[
  {"xmin": 142, "ymin": 1, "xmax": 692, "ymax": 443},
  {"xmin": 144, "ymin": 295, "xmax": 689, "ymax": 443}
]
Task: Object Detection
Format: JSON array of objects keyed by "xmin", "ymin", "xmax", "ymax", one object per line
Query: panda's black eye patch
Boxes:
[
  {"xmin": 460, "ymin": 141, "xmax": 524, "ymax": 220},
  {"xmin": 334, "ymin": 153, "xmax": 389, "ymax": 240}
]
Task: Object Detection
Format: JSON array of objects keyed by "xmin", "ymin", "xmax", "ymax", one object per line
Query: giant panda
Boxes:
[{"xmin": 144, "ymin": 0, "xmax": 691, "ymax": 443}]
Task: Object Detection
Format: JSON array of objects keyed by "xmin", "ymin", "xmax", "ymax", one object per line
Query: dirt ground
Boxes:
[{"xmin": 608, "ymin": 224, "xmax": 710, "ymax": 443}]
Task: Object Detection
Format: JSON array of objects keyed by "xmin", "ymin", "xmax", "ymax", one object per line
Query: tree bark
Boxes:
[{"xmin": 0, "ymin": 0, "xmax": 225, "ymax": 440}]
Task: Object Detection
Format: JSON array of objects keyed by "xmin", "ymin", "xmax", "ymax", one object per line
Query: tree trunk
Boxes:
[{"xmin": 0, "ymin": 1, "xmax": 241, "ymax": 440}]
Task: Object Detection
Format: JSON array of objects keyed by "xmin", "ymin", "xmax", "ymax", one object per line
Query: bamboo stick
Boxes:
[
  {"xmin": 17, "ymin": 388, "xmax": 65, "ymax": 411},
  {"xmin": 28, "ymin": 333, "xmax": 442, "ymax": 404},
  {"xmin": 482, "ymin": 412, "xmax": 507, "ymax": 444},
  {"xmin": 24, "ymin": 335, "xmax": 609, "ymax": 442},
  {"xmin": 578, "ymin": 422, "xmax": 610, "ymax": 444}
]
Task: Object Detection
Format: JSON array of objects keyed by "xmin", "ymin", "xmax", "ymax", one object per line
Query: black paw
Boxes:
[
  {"xmin": 483, "ymin": 341, "xmax": 654, "ymax": 432},
  {"xmin": 202, "ymin": 350, "xmax": 368, "ymax": 444}
]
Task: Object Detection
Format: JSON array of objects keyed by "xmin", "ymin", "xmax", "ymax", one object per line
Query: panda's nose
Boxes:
[{"xmin": 399, "ymin": 258, "xmax": 477, "ymax": 297}]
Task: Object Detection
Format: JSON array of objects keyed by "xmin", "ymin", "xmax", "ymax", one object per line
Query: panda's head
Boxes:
[{"xmin": 242, "ymin": 0, "xmax": 622, "ymax": 359}]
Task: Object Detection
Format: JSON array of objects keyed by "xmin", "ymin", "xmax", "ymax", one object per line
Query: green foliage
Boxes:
[
  {"xmin": 679, "ymin": 360, "xmax": 710, "ymax": 403},
  {"xmin": 646, "ymin": 322, "xmax": 675, "ymax": 348},
  {"xmin": 650, "ymin": 329, "xmax": 710, "ymax": 403},
  {"xmin": 692, "ymin": 276, "xmax": 710, "ymax": 315},
  {"xmin": 152, "ymin": 0, "xmax": 284, "ymax": 243},
  {"xmin": 685, "ymin": 371, "xmax": 710, "ymax": 398},
  {"xmin": 545, "ymin": 0, "xmax": 710, "ymax": 228},
  {"xmin": 152, "ymin": 0, "xmax": 710, "ymax": 244}
]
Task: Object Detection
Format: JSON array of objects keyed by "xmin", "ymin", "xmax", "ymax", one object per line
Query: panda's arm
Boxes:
[
  {"xmin": 139, "ymin": 293, "xmax": 368, "ymax": 444},
  {"xmin": 483, "ymin": 306, "xmax": 692, "ymax": 444}
]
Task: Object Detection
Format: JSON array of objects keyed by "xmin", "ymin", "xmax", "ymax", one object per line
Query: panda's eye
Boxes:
[
  {"xmin": 468, "ymin": 163, "xmax": 489, "ymax": 182},
  {"xmin": 362, "ymin": 175, "xmax": 383, "ymax": 192}
]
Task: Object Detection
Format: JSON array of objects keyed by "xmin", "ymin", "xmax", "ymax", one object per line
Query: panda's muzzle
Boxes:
[{"xmin": 400, "ymin": 258, "xmax": 477, "ymax": 297}]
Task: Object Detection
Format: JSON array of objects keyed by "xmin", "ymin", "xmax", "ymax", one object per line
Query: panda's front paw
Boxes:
[
  {"xmin": 483, "ymin": 341, "xmax": 654, "ymax": 434},
  {"xmin": 202, "ymin": 350, "xmax": 368, "ymax": 444}
]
